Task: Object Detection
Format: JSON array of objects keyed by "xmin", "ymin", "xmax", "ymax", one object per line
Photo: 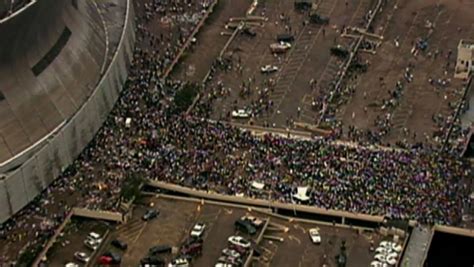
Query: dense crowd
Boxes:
[
  {"xmin": 0, "ymin": 0, "xmax": 472, "ymax": 264},
  {"xmin": 0, "ymin": 0, "xmax": 209, "ymax": 264}
]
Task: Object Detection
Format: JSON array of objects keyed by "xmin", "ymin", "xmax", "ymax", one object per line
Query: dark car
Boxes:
[
  {"xmin": 309, "ymin": 13, "xmax": 330, "ymax": 25},
  {"xmin": 140, "ymin": 255, "xmax": 165, "ymax": 266},
  {"xmin": 142, "ymin": 209, "xmax": 159, "ymax": 221},
  {"xmin": 111, "ymin": 239, "xmax": 128, "ymax": 250},
  {"xmin": 277, "ymin": 34, "xmax": 295, "ymax": 43},
  {"xmin": 234, "ymin": 219, "xmax": 257, "ymax": 235},
  {"xmin": 149, "ymin": 245, "xmax": 172, "ymax": 255},
  {"xmin": 180, "ymin": 242, "xmax": 202, "ymax": 257},
  {"xmin": 229, "ymin": 243, "xmax": 248, "ymax": 255},
  {"xmin": 183, "ymin": 237, "xmax": 203, "ymax": 246},
  {"xmin": 294, "ymin": 0, "xmax": 312, "ymax": 11},
  {"xmin": 330, "ymin": 45, "xmax": 349, "ymax": 59}
]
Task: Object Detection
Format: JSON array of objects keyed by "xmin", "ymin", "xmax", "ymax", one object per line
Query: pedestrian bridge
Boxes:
[{"xmin": 72, "ymin": 207, "xmax": 125, "ymax": 223}]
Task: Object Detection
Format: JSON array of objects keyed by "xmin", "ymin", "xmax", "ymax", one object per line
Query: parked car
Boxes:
[
  {"xmin": 218, "ymin": 255, "xmax": 243, "ymax": 266},
  {"xmin": 241, "ymin": 215, "xmax": 264, "ymax": 228},
  {"xmin": 228, "ymin": 236, "xmax": 251, "ymax": 249},
  {"xmin": 386, "ymin": 253, "xmax": 398, "ymax": 265},
  {"xmin": 374, "ymin": 253, "xmax": 387, "ymax": 263},
  {"xmin": 102, "ymin": 251, "xmax": 121, "ymax": 264},
  {"xmin": 260, "ymin": 65, "xmax": 278, "ymax": 73},
  {"xmin": 98, "ymin": 256, "xmax": 113, "ymax": 265},
  {"xmin": 190, "ymin": 223, "xmax": 206, "ymax": 238},
  {"xmin": 64, "ymin": 263, "xmax": 79, "ymax": 267},
  {"xmin": 141, "ymin": 255, "xmax": 165, "ymax": 266},
  {"xmin": 84, "ymin": 238, "xmax": 99, "ymax": 250},
  {"xmin": 370, "ymin": 261, "xmax": 384, "ymax": 267},
  {"xmin": 88, "ymin": 232, "xmax": 102, "ymax": 242},
  {"xmin": 229, "ymin": 243, "xmax": 247, "ymax": 254},
  {"xmin": 309, "ymin": 13, "xmax": 330, "ymax": 24},
  {"xmin": 222, "ymin": 248, "xmax": 241, "ymax": 258},
  {"xmin": 277, "ymin": 33, "xmax": 295, "ymax": 43},
  {"xmin": 181, "ymin": 242, "xmax": 202, "ymax": 256},
  {"xmin": 111, "ymin": 239, "xmax": 128, "ymax": 250},
  {"xmin": 308, "ymin": 228, "xmax": 321, "ymax": 244},
  {"xmin": 168, "ymin": 258, "xmax": 190, "ymax": 267},
  {"xmin": 231, "ymin": 109, "xmax": 251, "ymax": 118},
  {"xmin": 149, "ymin": 245, "xmax": 172, "ymax": 255},
  {"xmin": 143, "ymin": 209, "xmax": 159, "ymax": 221},
  {"xmin": 215, "ymin": 263, "xmax": 233, "ymax": 267},
  {"xmin": 380, "ymin": 241, "xmax": 402, "ymax": 253},
  {"xmin": 330, "ymin": 45, "xmax": 349, "ymax": 59},
  {"xmin": 184, "ymin": 237, "xmax": 204, "ymax": 246},
  {"xmin": 375, "ymin": 246, "xmax": 389, "ymax": 254},
  {"xmin": 294, "ymin": 0, "xmax": 312, "ymax": 11},
  {"xmin": 74, "ymin": 252, "xmax": 90, "ymax": 263},
  {"xmin": 269, "ymin": 42, "xmax": 292, "ymax": 53},
  {"xmin": 234, "ymin": 219, "xmax": 257, "ymax": 235}
]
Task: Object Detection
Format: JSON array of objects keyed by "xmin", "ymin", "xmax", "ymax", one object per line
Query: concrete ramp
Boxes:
[{"xmin": 400, "ymin": 226, "xmax": 432, "ymax": 267}]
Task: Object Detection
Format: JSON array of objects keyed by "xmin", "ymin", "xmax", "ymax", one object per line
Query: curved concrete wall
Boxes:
[
  {"xmin": 0, "ymin": 0, "xmax": 107, "ymax": 164},
  {"xmin": 0, "ymin": 0, "xmax": 135, "ymax": 223}
]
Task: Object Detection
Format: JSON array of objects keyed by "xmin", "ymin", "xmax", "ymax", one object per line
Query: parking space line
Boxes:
[{"xmin": 131, "ymin": 221, "xmax": 147, "ymax": 245}]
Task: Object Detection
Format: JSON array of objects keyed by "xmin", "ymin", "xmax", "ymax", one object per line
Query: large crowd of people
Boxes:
[{"xmin": 0, "ymin": 0, "xmax": 472, "ymax": 264}]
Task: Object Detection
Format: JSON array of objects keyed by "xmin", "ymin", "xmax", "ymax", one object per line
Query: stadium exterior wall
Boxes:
[{"xmin": 0, "ymin": 0, "xmax": 136, "ymax": 224}]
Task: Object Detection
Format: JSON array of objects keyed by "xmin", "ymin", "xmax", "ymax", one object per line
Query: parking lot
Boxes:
[
  {"xmin": 254, "ymin": 217, "xmax": 382, "ymax": 267},
  {"xmin": 45, "ymin": 218, "xmax": 108, "ymax": 267},
  {"xmin": 191, "ymin": 0, "xmax": 473, "ymax": 146},
  {"xmin": 170, "ymin": 0, "xmax": 253, "ymax": 83},
  {"xmin": 89, "ymin": 196, "xmax": 385, "ymax": 267},
  {"xmin": 204, "ymin": 0, "xmax": 377, "ymax": 126},
  {"xmin": 335, "ymin": 0, "xmax": 474, "ymax": 145},
  {"xmin": 102, "ymin": 196, "xmax": 261, "ymax": 266},
  {"xmin": 41, "ymin": 195, "xmax": 399, "ymax": 267}
]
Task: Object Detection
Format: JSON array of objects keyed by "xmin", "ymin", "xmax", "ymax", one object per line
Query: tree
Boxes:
[
  {"xmin": 120, "ymin": 174, "xmax": 144, "ymax": 202},
  {"xmin": 174, "ymin": 83, "xmax": 199, "ymax": 112}
]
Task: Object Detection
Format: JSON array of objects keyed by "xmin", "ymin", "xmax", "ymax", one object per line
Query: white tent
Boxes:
[{"xmin": 293, "ymin": 186, "xmax": 310, "ymax": 202}]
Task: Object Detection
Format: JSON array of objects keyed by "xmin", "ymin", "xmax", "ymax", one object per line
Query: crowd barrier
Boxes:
[{"xmin": 0, "ymin": 0, "xmax": 136, "ymax": 223}]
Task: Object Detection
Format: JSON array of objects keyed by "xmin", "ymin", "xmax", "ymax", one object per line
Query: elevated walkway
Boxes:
[
  {"xmin": 72, "ymin": 207, "xmax": 125, "ymax": 223},
  {"xmin": 400, "ymin": 226, "xmax": 432, "ymax": 267}
]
